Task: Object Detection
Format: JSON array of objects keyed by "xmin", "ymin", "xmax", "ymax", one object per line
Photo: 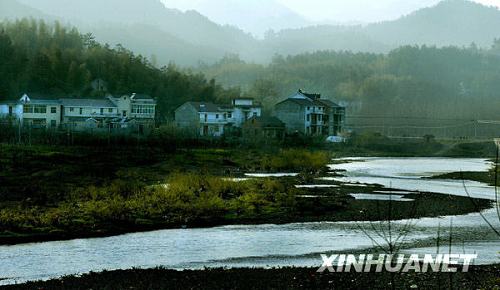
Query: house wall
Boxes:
[
  {"xmin": 174, "ymin": 103, "xmax": 200, "ymax": 134},
  {"xmin": 23, "ymin": 104, "xmax": 61, "ymax": 128},
  {"xmin": 229, "ymin": 107, "xmax": 262, "ymax": 127},
  {"xmin": 131, "ymin": 103, "xmax": 155, "ymax": 119},
  {"xmin": 274, "ymin": 101, "xmax": 305, "ymax": 134},
  {"xmin": 199, "ymin": 111, "xmax": 227, "ymax": 124},
  {"xmin": 233, "ymin": 99, "xmax": 254, "ymax": 106},
  {"xmin": 63, "ymin": 106, "xmax": 118, "ymax": 119},
  {"xmin": 0, "ymin": 104, "xmax": 23, "ymax": 121},
  {"xmin": 111, "ymin": 95, "xmax": 132, "ymax": 117},
  {"xmin": 242, "ymin": 122, "xmax": 285, "ymax": 140}
]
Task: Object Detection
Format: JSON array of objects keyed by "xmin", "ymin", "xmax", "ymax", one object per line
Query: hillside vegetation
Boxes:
[
  {"xmin": 2, "ymin": 0, "xmax": 500, "ymax": 65},
  {"xmin": 0, "ymin": 20, "xmax": 236, "ymax": 120},
  {"xmin": 200, "ymin": 43, "xmax": 500, "ymax": 132}
]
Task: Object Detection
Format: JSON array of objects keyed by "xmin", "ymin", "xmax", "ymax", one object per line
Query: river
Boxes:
[{"xmin": 1, "ymin": 157, "xmax": 499, "ymax": 285}]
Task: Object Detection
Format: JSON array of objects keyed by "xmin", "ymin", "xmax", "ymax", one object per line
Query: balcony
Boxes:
[{"xmin": 200, "ymin": 119, "xmax": 229, "ymax": 125}]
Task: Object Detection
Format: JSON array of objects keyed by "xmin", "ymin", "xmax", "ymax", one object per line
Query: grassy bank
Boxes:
[
  {"xmin": 0, "ymin": 174, "xmax": 491, "ymax": 245},
  {"xmin": 330, "ymin": 133, "xmax": 497, "ymax": 158},
  {"xmin": 0, "ymin": 145, "xmax": 334, "ymax": 243},
  {"xmin": 0, "ymin": 141, "xmax": 495, "ymax": 245},
  {"xmin": 4, "ymin": 265, "xmax": 499, "ymax": 290}
]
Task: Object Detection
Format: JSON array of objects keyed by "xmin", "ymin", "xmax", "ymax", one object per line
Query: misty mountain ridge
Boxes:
[
  {"xmin": 2, "ymin": 0, "xmax": 500, "ymax": 66},
  {"xmin": 161, "ymin": 0, "xmax": 313, "ymax": 37}
]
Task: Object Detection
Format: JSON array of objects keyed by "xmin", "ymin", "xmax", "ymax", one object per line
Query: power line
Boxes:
[{"xmin": 348, "ymin": 115, "xmax": 476, "ymax": 122}]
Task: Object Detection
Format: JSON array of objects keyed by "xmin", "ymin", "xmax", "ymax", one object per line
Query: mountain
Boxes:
[
  {"xmin": 261, "ymin": 0, "xmax": 500, "ymax": 57},
  {"xmin": 0, "ymin": 0, "xmax": 52, "ymax": 20},
  {"xmin": 13, "ymin": 0, "xmax": 258, "ymax": 65},
  {"xmin": 2, "ymin": 0, "xmax": 500, "ymax": 66},
  {"xmin": 365, "ymin": 0, "xmax": 500, "ymax": 47},
  {"xmin": 162, "ymin": 0, "xmax": 312, "ymax": 37}
]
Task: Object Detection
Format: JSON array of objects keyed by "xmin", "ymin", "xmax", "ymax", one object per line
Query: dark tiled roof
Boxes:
[
  {"xmin": 28, "ymin": 99, "xmax": 61, "ymax": 105},
  {"xmin": 316, "ymin": 99, "xmax": 341, "ymax": 108},
  {"xmin": 131, "ymin": 93, "xmax": 155, "ymax": 100},
  {"xmin": 60, "ymin": 98, "xmax": 116, "ymax": 108},
  {"xmin": 302, "ymin": 92, "xmax": 321, "ymax": 100},
  {"xmin": 187, "ymin": 102, "xmax": 222, "ymax": 113},
  {"xmin": 276, "ymin": 90, "xmax": 343, "ymax": 108}
]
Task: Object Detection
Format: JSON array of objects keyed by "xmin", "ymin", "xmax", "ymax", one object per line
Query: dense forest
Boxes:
[
  {"xmin": 199, "ymin": 41, "xmax": 500, "ymax": 137},
  {"xmin": 0, "ymin": 19, "xmax": 238, "ymax": 121}
]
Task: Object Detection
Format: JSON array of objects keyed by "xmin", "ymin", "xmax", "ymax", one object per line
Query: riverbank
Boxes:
[
  {"xmin": 0, "ymin": 181, "xmax": 491, "ymax": 245},
  {"xmin": 3, "ymin": 265, "xmax": 499, "ymax": 289},
  {"xmin": 429, "ymin": 171, "xmax": 496, "ymax": 186},
  {"xmin": 0, "ymin": 143, "xmax": 495, "ymax": 245}
]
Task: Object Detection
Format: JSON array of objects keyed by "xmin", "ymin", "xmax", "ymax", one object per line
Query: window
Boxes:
[
  {"xmin": 34, "ymin": 105, "xmax": 46, "ymax": 114},
  {"xmin": 307, "ymin": 114, "xmax": 311, "ymax": 122},
  {"xmin": 32, "ymin": 119, "xmax": 46, "ymax": 126},
  {"xmin": 79, "ymin": 108, "xmax": 83, "ymax": 115},
  {"xmin": 51, "ymin": 107, "xmax": 57, "ymax": 114},
  {"xmin": 227, "ymin": 113, "xmax": 232, "ymax": 119},
  {"xmin": 307, "ymin": 107, "xmax": 311, "ymax": 111},
  {"xmin": 23, "ymin": 105, "xmax": 32, "ymax": 113},
  {"xmin": 23, "ymin": 105, "xmax": 46, "ymax": 114},
  {"xmin": 70, "ymin": 107, "xmax": 74, "ymax": 112},
  {"xmin": 131, "ymin": 105, "xmax": 155, "ymax": 115},
  {"xmin": 108, "ymin": 108, "xmax": 113, "ymax": 113},
  {"xmin": 216, "ymin": 114, "xmax": 219, "ymax": 119},
  {"xmin": 253, "ymin": 112, "xmax": 258, "ymax": 117},
  {"xmin": 100, "ymin": 108, "xmax": 104, "ymax": 115}
]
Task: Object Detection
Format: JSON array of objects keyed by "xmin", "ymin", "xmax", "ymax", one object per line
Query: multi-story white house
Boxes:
[
  {"xmin": 274, "ymin": 90, "xmax": 345, "ymax": 136},
  {"xmin": 61, "ymin": 98, "xmax": 119, "ymax": 130},
  {"xmin": 0, "ymin": 93, "xmax": 156, "ymax": 134},
  {"xmin": 174, "ymin": 98, "xmax": 262, "ymax": 137},
  {"xmin": 0, "ymin": 94, "xmax": 61, "ymax": 129}
]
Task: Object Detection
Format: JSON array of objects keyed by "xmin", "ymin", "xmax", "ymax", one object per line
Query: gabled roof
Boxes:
[
  {"xmin": 131, "ymin": 93, "xmax": 156, "ymax": 102},
  {"xmin": 27, "ymin": 99, "xmax": 61, "ymax": 105},
  {"xmin": 316, "ymin": 99, "xmax": 341, "ymax": 108},
  {"xmin": 275, "ymin": 90, "xmax": 343, "ymax": 108},
  {"xmin": 246, "ymin": 116, "xmax": 285, "ymax": 128},
  {"xmin": 186, "ymin": 102, "xmax": 222, "ymax": 113},
  {"xmin": 60, "ymin": 98, "xmax": 117, "ymax": 108}
]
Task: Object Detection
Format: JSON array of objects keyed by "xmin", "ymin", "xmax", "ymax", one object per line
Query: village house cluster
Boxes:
[
  {"xmin": 174, "ymin": 89, "xmax": 346, "ymax": 139},
  {"xmin": 1, "ymin": 88, "xmax": 345, "ymax": 139},
  {"xmin": 0, "ymin": 93, "xmax": 156, "ymax": 134}
]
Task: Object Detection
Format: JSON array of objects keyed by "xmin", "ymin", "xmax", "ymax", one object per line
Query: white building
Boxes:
[
  {"xmin": 174, "ymin": 98, "xmax": 262, "ymax": 137},
  {"xmin": 0, "ymin": 93, "xmax": 156, "ymax": 133}
]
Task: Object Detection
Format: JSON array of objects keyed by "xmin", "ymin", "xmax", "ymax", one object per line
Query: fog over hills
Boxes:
[
  {"xmin": 162, "ymin": 0, "xmax": 313, "ymax": 37},
  {"xmin": 2, "ymin": 0, "xmax": 500, "ymax": 66}
]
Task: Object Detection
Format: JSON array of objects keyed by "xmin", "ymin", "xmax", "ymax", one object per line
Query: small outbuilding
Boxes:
[{"xmin": 242, "ymin": 116, "xmax": 286, "ymax": 141}]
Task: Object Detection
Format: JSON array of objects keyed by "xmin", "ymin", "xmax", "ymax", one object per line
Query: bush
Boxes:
[{"xmin": 261, "ymin": 149, "xmax": 330, "ymax": 172}]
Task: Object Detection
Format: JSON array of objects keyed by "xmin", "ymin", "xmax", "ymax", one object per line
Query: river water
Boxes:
[{"xmin": 1, "ymin": 158, "xmax": 499, "ymax": 285}]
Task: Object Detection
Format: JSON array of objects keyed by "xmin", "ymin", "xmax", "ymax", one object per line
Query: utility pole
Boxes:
[
  {"xmin": 18, "ymin": 119, "xmax": 21, "ymax": 144},
  {"xmin": 474, "ymin": 120, "xmax": 478, "ymax": 140}
]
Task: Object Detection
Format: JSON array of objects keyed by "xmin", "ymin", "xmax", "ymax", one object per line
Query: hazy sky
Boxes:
[{"xmin": 162, "ymin": 0, "xmax": 500, "ymax": 23}]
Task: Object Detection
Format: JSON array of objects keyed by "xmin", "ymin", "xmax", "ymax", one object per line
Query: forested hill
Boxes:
[
  {"xmin": 1, "ymin": 0, "xmax": 256, "ymax": 66},
  {"xmin": 0, "ymin": 20, "xmax": 236, "ymax": 122},
  {"xmin": 365, "ymin": 0, "xmax": 500, "ymax": 48},
  {"xmin": 199, "ymin": 41, "xmax": 500, "ymax": 125},
  {"xmin": 2, "ymin": 0, "xmax": 500, "ymax": 65}
]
